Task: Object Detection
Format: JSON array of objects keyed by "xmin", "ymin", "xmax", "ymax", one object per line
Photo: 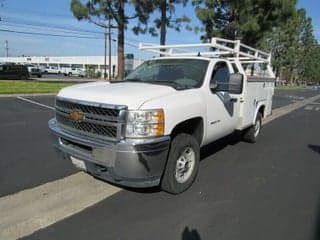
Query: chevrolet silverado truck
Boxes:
[{"xmin": 49, "ymin": 38, "xmax": 275, "ymax": 194}]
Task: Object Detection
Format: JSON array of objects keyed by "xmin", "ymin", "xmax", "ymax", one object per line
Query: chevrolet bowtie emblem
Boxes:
[{"xmin": 70, "ymin": 111, "xmax": 85, "ymax": 122}]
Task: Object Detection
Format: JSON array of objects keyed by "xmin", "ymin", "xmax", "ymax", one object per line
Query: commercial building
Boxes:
[{"xmin": 0, "ymin": 55, "xmax": 144, "ymax": 77}]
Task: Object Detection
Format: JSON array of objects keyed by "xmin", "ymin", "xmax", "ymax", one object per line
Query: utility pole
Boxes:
[
  {"xmin": 5, "ymin": 40, "xmax": 8, "ymax": 57},
  {"xmin": 104, "ymin": 25, "xmax": 107, "ymax": 80},
  {"xmin": 108, "ymin": 18, "xmax": 112, "ymax": 81}
]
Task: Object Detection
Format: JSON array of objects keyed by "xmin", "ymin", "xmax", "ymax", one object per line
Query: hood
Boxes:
[{"xmin": 57, "ymin": 81, "xmax": 177, "ymax": 109}]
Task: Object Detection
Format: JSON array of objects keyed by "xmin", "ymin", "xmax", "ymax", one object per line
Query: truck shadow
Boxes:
[
  {"xmin": 118, "ymin": 133, "xmax": 243, "ymax": 194},
  {"xmin": 201, "ymin": 132, "xmax": 242, "ymax": 160},
  {"xmin": 314, "ymin": 198, "xmax": 320, "ymax": 240},
  {"xmin": 308, "ymin": 144, "xmax": 320, "ymax": 155}
]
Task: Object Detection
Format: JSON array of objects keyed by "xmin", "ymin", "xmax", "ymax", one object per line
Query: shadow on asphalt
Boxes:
[
  {"xmin": 182, "ymin": 227, "xmax": 202, "ymax": 240},
  {"xmin": 310, "ymin": 145, "xmax": 320, "ymax": 240},
  {"xmin": 314, "ymin": 198, "xmax": 320, "ymax": 240},
  {"xmin": 100, "ymin": 133, "xmax": 244, "ymax": 195},
  {"xmin": 200, "ymin": 132, "xmax": 243, "ymax": 160},
  {"xmin": 308, "ymin": 144, "xmax": 320, "ymax": 154}
]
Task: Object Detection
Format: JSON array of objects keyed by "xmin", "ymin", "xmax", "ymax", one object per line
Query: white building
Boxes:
[{"xmin": 0, "ymin": 55, "xmax": 144, "ymax": 76}]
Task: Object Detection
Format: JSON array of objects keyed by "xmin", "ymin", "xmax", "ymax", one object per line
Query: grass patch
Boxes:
[
  {"xmin": 275, "ymin": 85, "xmax": 305, "ymax": 90},
  {"xmin": 0, "ymin": 80, "xmax": 73, "ymax": 94}
]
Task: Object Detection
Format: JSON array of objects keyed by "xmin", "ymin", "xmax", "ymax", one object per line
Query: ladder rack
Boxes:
[{"xmin": 139, "ymin": 37, "xmax": 274, "ymax": 78}]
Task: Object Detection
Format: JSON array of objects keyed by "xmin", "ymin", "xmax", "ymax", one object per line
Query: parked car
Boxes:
[
  {"xmin": 62, "ymin": 67, "xmax": 86, "ymax": 77},
  {"xmin": 44, "ymin": 66, "xmax": 62, "ymax": 74},
  {"xmin": 27, "ymin": 65, "xmax": 42, "ymax": 78},
  {"xmin": 49, "ymin": 38, "xmax": 275, "ymax": 194},
  {"xmin": 0, "ymin": 64, "xmax": 30, "ymax": 80}
]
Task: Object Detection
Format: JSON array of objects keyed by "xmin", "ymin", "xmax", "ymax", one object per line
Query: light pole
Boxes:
[
  {"xmin": 108, "ymin": 18, "xmax": 112, "ymax": 81},
  {"xmin": 104, "ymin": 27, "xmax": 107, "ymax": 80},
  {"xmin": 5, "ymin": 40, "xmax": 8, "ymax": 57}
]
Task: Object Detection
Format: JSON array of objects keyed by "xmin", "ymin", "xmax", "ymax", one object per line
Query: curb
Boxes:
[
  {"xmin": 0, "ymin": 93, "xmax": 56, "ymax": 98},
  {"xmin": 264, "ymin": 94, "xmax": 320, "ymax": 125}
]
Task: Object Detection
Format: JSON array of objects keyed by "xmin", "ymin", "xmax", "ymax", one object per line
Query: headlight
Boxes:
[{"xmin": 126, "ymin": 109, "xmax": 164, "ymax": 138}]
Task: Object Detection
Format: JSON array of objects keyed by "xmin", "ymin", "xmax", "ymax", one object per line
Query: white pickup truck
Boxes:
[
  {"xmin": 49, "ymin": 38, "xmax": 275, "ymax": 194},
  {"xmin": 62, "ymin": 67, "xmax": 86, "ymax": 77}
]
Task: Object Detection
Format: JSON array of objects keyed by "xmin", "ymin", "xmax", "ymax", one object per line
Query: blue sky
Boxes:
[{"xmin": 0, "ymin": 0, "xmax": 319, "ymax": 59}]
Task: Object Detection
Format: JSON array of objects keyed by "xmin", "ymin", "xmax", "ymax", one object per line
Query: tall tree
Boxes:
[
  {"xmin": 262, "ymin": 8, "xmax": 319, "ymax": 84},
  {"xmin": 70, "ymin": 0, "xmax": 149, "ymax": 80},
  {"xmin": 192, "ymin": 0, "xmax": 296, "ymax": 46},
  {"xmin": 132, "ymin": 0, "xmax": 191, "ymax": 46},
  {"xmin": 299, "ymin": 14, "xmax": 317, "ymax": 83}
]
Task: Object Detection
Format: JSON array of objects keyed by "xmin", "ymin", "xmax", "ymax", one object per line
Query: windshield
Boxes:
[{"xmin": 125, "ymin": 59, "xmax": 209, "ymax": 90}]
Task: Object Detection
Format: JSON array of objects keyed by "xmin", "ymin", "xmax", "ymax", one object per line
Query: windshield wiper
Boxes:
[
  {"xmin": 123, "ymin": 78, "xmax": 191, "ymax": 90},
  {"xmin": 125, "ymin": 78, "xmax": 143, "ymax": 82},
  {"xmin": 148, "ymin": 80, "xmax": 190, "ymax": 90}
]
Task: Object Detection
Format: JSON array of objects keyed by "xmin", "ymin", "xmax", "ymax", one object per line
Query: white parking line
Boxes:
[
  {"xmin": 0, "ymin": 94, "xmax": 319, "ymax": 239},
  {"xmin": 304, "ymin": 106, "xmax": 313, "ymax": 111},
  {"xmin": 0, "ymin": 172, "xmax": 121, "ymax": 240},
  {"xmin": 16, "ymin": 96, "xmax": 55, "ymax": 110}
]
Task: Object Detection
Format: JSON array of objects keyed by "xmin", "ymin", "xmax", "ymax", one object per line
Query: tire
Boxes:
[
  {"xmin": 161, "ymin": 133, "xmax": 200, "ymax": 194},
  {"xmin": 20, "ymin": 74, "xmax": 27, "ymax": 80},
  {"xmin": 243, "ymin": 112, "xmax": 262, "ymax": 143},
  {"xmin": 68, "ymin": 72, "xmax": 72, "ymax": 77}
]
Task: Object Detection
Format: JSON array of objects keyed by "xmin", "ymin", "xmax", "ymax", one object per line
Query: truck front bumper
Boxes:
[{"xmin": 48, "ymin": 118, "xmax": 170, "ymax": 188}]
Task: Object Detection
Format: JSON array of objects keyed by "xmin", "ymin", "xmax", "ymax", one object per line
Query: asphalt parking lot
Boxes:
[
  {"xmin": 0, "ymin": 96, "xmax": 77, "ymax": 197},
  {"xmin": 1, "ymin": 88, "xmax": 320, "ymax": 240}
]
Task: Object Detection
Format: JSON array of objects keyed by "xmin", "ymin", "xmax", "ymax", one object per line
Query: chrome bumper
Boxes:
[{"xmin": 48, "ymin": 118, "xmax": 170, "ymax": 188}]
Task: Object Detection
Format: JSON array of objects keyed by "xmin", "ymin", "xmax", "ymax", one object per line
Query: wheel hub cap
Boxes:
[{"xmin": 174, "ymin": 147, "xmax": 195, "ymax": 184}]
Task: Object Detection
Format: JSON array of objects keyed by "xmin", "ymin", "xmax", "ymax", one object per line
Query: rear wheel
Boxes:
[
  {"xmin": 243, "ymin": 112, "xmax": 262, "ymax": 143},
  {"xmin": 161, "ymin": 133, "xmax": 200, "ymax": 194},
  {"xmin": 20, "ymin": 74, "xmax": 27, "ymax": 80}
]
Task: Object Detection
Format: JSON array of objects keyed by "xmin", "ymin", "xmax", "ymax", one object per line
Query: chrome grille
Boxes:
[{"xmin": 55, "ymin": 98, "xmax": 127, "ymax": 141}]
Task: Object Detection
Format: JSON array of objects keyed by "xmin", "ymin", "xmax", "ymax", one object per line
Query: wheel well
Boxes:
[
  {"xmin": 171, "ymin": 117, "xmax": 203, "ymax": 145},
  {"xmin": 258, "ymin": 105, "xmax": 265, "ymax": 118}
]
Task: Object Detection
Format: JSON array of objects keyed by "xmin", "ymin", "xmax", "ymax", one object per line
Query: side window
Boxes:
[{"xmin": 211, "ymin": 61, "xmax": 230, "ymax": 91}]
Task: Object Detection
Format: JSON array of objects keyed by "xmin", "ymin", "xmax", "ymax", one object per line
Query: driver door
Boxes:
[{"xmin": 205, "ymin": 61, "xmax": 242, "ymax": 143}]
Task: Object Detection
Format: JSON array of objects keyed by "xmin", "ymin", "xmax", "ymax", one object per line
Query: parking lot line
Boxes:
[
  {"xmin": 0, "ymin": 172, "xmax": 121, "ymax": 240},
  {"xmin": 16, "ymin": 96, "xmax": 55, "ymax": 110}
]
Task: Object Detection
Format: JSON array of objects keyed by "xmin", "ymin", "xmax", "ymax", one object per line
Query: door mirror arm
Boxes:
[{"xmin": 210, "ymin": 82, "xmax": 218, "ymax": 91}]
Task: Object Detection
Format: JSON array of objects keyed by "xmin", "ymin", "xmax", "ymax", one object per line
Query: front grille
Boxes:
[
  {"xmin": 56, "ymin": 99, "xmax": 120, "ymax": 119},
  {"xmin": 55, "ymin": 98, "xmax": 127, "ymax": 141}
]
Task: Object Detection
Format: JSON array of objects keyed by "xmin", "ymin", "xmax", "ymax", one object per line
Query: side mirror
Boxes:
[
  {"xmin": 228, "ymin": 73, "xmax": 243, "ymax": 94},
  {"xmin": 210, "ymin": 82, "xmax": 218, "ymax": 91}
]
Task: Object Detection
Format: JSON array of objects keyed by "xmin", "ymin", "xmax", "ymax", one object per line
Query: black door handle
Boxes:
[{"xmin": 230, "ymin": 98, "xmax": 238, "ymax": 103}]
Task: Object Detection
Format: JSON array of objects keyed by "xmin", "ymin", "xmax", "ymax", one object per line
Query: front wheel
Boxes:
[
  {"xmin": 161, "ymin": 133, "xmax": 200, "ymax": 194},
  {"xmin": 243, "ymin": 112, "xmax": 262, "ymax": 143}
]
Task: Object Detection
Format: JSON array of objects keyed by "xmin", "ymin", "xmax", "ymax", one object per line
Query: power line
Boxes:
[
  {"xmin": 0, "ymin": 28, "xmax": 104, "ymax": 39},
  {"xmin": 1, "ymin": 16, "xmax": 104, "ymax": 35},
  {"xmin": 0, "ymin": 21, "xmax": 102, "ymax": 37}
]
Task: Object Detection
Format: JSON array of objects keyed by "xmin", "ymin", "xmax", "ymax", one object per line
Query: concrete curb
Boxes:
[
  {"xmin": 263, "ymin": 94, "xmax": 320, "ymax": 125},
  {"xmin": 0, "ymin": 93, "xmax": 56, "ymax": 98}
]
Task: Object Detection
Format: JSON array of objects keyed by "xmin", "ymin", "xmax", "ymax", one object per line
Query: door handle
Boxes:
[{"xmin": 230, "ymin": 98, "xmax": 238, "ymax": 103}]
